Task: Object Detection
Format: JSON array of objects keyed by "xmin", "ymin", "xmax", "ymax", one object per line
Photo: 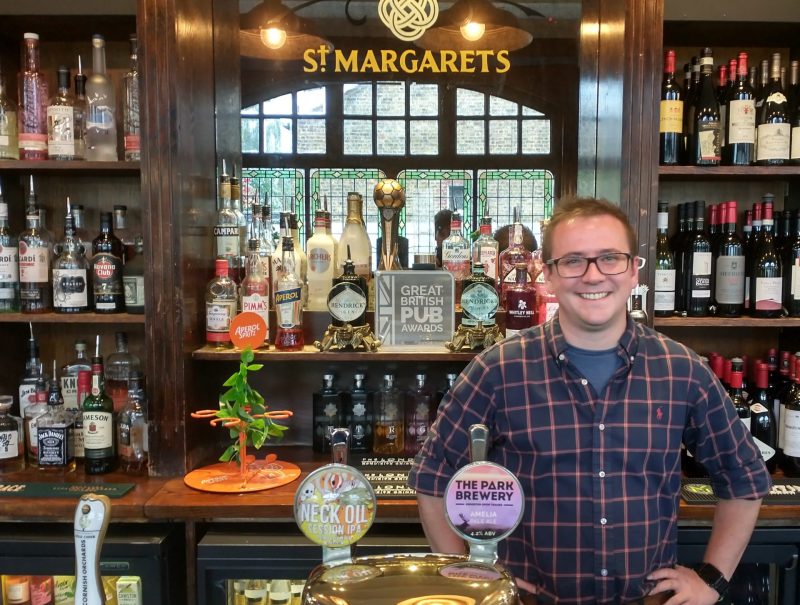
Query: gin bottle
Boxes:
[
  {"xmin": 441, "ymin": 211, "xmax": 471, "ymax": 309},
  {"xmin": 85, "ymin": 35, "xmax": 118, "ymax": 161},
  {"xmin": 117, "ymin": 371, "xmax": 148, "ymax": 475},
  {"xmin": 460, "ymin": 262, "xmax": 499, "ymax": 328},
  {"xmin": 53, "ymin": 198, "xmax": 90, "ymax": 314},
  {"xmin": 473, "ymin": 215, "xmax": 499, "ymax": 281},
  {"xmin": 46, "ymin": 66, "xmax": 78, "ymax": 160},
  {"xmin": 312, "ymin": 373, "xmax": 343, "ymax": 454},
  {"xmin": 122, "ymin": 34, "xmax": 140, "ymax": 161},
  {"xmin": 498, "ymin": 209, "xmax": 533, "ymax": 307},
  {"xmin": 405, "ymin": 373, "xmax": 433, "ymax": 456},
  {"xmin": 344, "ymin": 373, "xmax": 373, "ymax": 453},
  {"xmin": 505, "ymin": 263, "xmax": 536, "ymax": 337},
  {"xmin": 0, "ymin": 395, "xmax": 24, "ymax": 472},
  {"xmin": 0, "ymin": 60, "xmax": 19, "ymax": 159},
  {"xmin": 0, "ymin": 194, "xmax": 20, "ymax": 312},
  {"xmin": 37, "ymin": 360, "xmax": 76, "ymax": 472},
  {"xmin": 18, "ymin": 33, "xmax": 49, "ymax": 160},
  {"xmin": 373, "ymin": 373, "xmax": 404, "ymax": 455},
  {"xmin": 328, "ymin": 246, "xmax": 368, "ymax": 328},
  {"xmin": 19, "ymin": 203, "xmax": 52, "ymax": 313}
]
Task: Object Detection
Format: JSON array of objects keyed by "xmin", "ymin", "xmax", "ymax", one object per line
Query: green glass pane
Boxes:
[{"xmin": 241, "ymin": 168, "xmax": 306, "ymax": 242}]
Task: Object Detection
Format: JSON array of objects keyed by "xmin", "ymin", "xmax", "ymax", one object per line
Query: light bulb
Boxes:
[
  {"xmin": 260, "ymin": 26, "xmax": 287, "ymax": 50},
  {"xmin": 460, "ymin": 21, "xmax": 486, "ymax": 42}
]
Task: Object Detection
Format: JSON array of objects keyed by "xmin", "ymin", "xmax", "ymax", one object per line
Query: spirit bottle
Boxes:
[
  {"xmin": 83, "ymin": 344, "xmax": 117, "ymax": 474},
  {"xmin": 288, "ymin": 211, "xmax": 308, "ymax": 308},
  {"xmin": 91, "ymin": 212, "xmax": 125, "ymax": 312},
  {"xmin": 498, "ymin": 210, "xmax": 533, "ymax": 307},
  {"xmin": 473, "ymin": 215, "xmax": 499, "ymax": 282},
  {"xmin": 214, "ymin": 160, "xmax": 241, "ymax": 281},
  {"xmin": 0, "ymin": 193, "xmax": 20, "ymax": 312},
  {"xmin": 306, "ymin": 205, "xmax": 338, "ymax": 311},
  {"xmin": 85, "ymin": 35, "xmax": 118, "ymax": 161},
  {"xmin": 113, "ymin": 204, "xmax": 135, "ymax": 263},
  {"xmin": 275, "ymin": 232, "xmax": 305, "ymax": 351},
  {"xmin": 0, "ymin": 60, "xmax": 19, "ymax": 159},
  {"xmin": 268, "ymin": 579, "xmax": 291, "ymax": 605},
  {"xmin": 231, "ymin": 166, "xmax": 248, "ymax": 270},
  {"xmin": 123, "ymin": 236, "xmax": 145, "ymax": 314},
  {"xmin": 74, "ymin": 369, "xmax": 91, "ymax": 460},
  {"xmin": 405, "ymin": 373, "xmax": 433, "ymax": 456},
  {"xmin": 46, "ymin": 66, "xmax": 78, "ymax": 160},
  {"xmin": 18, "ymin": 327, "xmax": 44, "ymax": 418},
  {"xmin": 630, "ymin": 293, "xmax": 648, "ymax": 324},
  {"xmin": 19, "ymin": 203, "xmax": 52, "ymax": 313},
  {"xmin": 312, "ymin": 373, "xmax": 343, "ymax": 454},
  {"xmin": 61, "ymin": 340, "xmax": 91, "ymax": 413},
  {"xmin": 105, "ymin": 331, "xmax": 141, "ymax": 413},
  {"xmin": 240, "ymin": 239, "xmax": 270, "ymax": 348},
  {"xmin": 259, "ymin": 204, "xmax": 274, "ymax": 274},
  {"xmin": 328, "ymin": 245, "xmax": 368, "ymax": 328},
  {"xmin": 18, "ymin": 33, "xmax": 49, "ymax": 160},
  {"xmin": 53, "ymin": 198, "xmax": 90, "ymax": 314},
  {"xmin": 122, "ymin": 34, "xmax": 140, "ymax": 161},
  {"xmin": 206, "ymin": 258, "xmax": 237, "ymax": 349},
  {"xmin": 24, "ymin": 372, "xmax": 48, "ymax": 466},
  {"xmin": 73, "ymin": 55, "xmax": 87, "ymax": 160},
  {"xmin": 0, "ymin": 395, "xmax": 24, "ymax": 472},
  {"xmin": 244, "ymin": 580, "xmax": 267, "ymax": 605},
  {"xmin": 37, "ymin": 360, "xmax": 76, "ymax": 472},
  {"xmin": 117, "ymin": 371, "xmax": 148, "ymax": 475},
  {"xmin": 344, "ymin": 373, "xmax": 373, "ymax": 453},
  {"xmin": 3, "ymin": 577, "xmax": 32, "ymax": 605},
  {"xmin": 441, "ymin": 211, "xmax": 471, "ymax": 309},
  {"xmin": 505, "ymin": 263, "xmax": 536, "ymax": 337},
  {"xmin": 435, "ymin": 373, "xmax": 458, "ymax": 414},
  {"xmin": 460, "ymin": 262, "xmax": 499, "ymax": 329},
  {"xmin": 373, "ymin": 373, "xmax": 404, "ymax": 455},
  {"xmin": 71, "ymin": 203, "xmax": 91, "ymax": 259},
  {"xmin": 337, "ymin": 192, "xmax": 372, "ymax": 283}
]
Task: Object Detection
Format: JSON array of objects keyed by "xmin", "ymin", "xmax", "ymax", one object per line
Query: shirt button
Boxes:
[
  {"xmin": 559, "ymin": 353, "xmax": 565, "ymax": 361},
  {"xmin": 600, "ymin": 568, "xmax": 608, "ymax": 577},
  {"xmin": 600, "ymin": 517, "xmax": 608, "ymax": 525},
  {"xmin": 580, "ymin": 378, "xmax": 588, "ymax": 386},
  {"xmin": 599, "ymin": 423, "xmax": 605, "ymax": 431},
  {"xmin": 630, "ymin": 356, "xmax": 635, "ymax": 362},
  {"xmin": 599, "ymin": 470, "xmax": 606, "ymax": 478}
]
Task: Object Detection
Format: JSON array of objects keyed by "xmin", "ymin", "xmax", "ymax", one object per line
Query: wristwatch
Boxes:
[{"xmin": 694, "ymin": 562, "xmax": 729, "ymax": 599}]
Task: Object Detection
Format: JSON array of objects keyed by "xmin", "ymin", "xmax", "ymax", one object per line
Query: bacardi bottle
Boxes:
[
  {"xmin": 240, "ymin": 239, "xmax": 270, "ymax": 348},
  {"xmin": 312, "ymin": 373, "xmax": 342, "ymax": 454},
  {"xmin": 0, "ymin": 193, "xmax": 20, "ymax": 312},
  {"xmin": 275, "ymin": 233, "xmax": 304, "ymax": 351},
  {"xmin": 83, "ymin": 345, "xmax": 116, "ymax": 475},
  {"xmin": 206, "ymin": 258, "xmax": 237, "ymax": 349},
  {"xmin": 91, "ymin": 212, "xmax": 125, "ymax": 312},
  {"xmin": 344, "ymin": 373, "xmax": 373, "ymax": 453},
  {"xmin": 18, "ymin": 203, "xmax": 52, "ymax": 313},
  {"xmin": 373, "ymin": 373, "xmax": 404, "ymax": 455}
]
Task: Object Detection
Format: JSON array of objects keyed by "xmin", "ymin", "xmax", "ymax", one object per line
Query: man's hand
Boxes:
[{"xmin": 647, "ymin": 564, "xmax": 722, "ymax": 605}]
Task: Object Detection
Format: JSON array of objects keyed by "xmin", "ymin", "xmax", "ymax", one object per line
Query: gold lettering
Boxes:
[
  {"xmin": 381, "ymin": 49, "xmax": 399, "ymax": 73},
  {"xmin": 361, "ymin": 50, "xmax": 380, "ymax": 72},
  {"xmin": 460, "ymin": 51, "xmax": 476, "ymax": 73},
  {"xmin": 419, "ymin": 50, "xmax": 440, "ymax": 73},
  {"xmin": 496, "ymin": 50, "xmax": 510, "ymax": 74},
  {"xmin": 440, "ymin": 50, "xmax": 458, "ymax": 72},
  {"xmin": 476, "ymin": 50, "xmax": 493, "ymax": 72},
  {"xmin": 335, "ymin": 49, "xmax": 359, "ymax": 72},
  {"xmin": 303, "ymin": 48, "xmax": 318, "ymax": 72},
  {"xmin": 400, "ymin": 49, "xmax": 418, "ymax": 72}
]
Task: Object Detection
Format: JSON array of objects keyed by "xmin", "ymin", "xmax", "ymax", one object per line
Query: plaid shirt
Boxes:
[{"xmin": 408, "ymin": 316, "xmax": 770, "ymax": 605}]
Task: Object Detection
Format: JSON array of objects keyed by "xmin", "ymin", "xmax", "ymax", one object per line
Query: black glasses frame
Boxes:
[{"xmin": 545, "ymin": 252, "xmax": 633, "ymax": 278}]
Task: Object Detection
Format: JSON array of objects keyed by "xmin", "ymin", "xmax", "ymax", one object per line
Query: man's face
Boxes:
[{"xmin": 543, "ymin": 214, "xmax": 638, "ymax": 348}]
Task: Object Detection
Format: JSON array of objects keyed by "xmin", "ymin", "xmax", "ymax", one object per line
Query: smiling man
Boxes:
[{"xmin": 408, "ymin": 196, "xmax": 770, "ymax": 605}]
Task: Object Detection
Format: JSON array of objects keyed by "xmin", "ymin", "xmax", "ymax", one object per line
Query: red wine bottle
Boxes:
[
  {"xmin": 783, "ymin": 209, "xmax": 800, "ymax": 316},
  {"xmin": 749, "ymin": 198, "xmax": 783, "ymax": 318},
  {"xmin": 683, "ymin": 56, "xmax": 700, "ymax": 164},
  {"xmin": 749, "ymin": 361, "xmax": 777, "ymax": 473},
  {"xmin": 729, "ymin": 358, "xmax": 751, "ymax": 430},
  {"xmin": 756, "ymin": 53, "xmax": 791, "ymax": 165},
  {"xmin": 791, "ymin": 60, "xmax": 800, "ymax": 165},
  {"xmin": 692, "ymin": 48, "xmax": 721, "ymax": 166},
  {"xmin": 682, "ymin": 200, "xmax": 712, "ymax": 316},
  {"xmin": 724, "ymin": 52, "xmax": 756, "ymax": 166},
  {"xmin": 713, "ymin": 201, "xmax": 745, "ymax": 317},
  {"xmin": 780, "ymin": 356, "xmax": 800, "ymax": 477},
  {"xmin": 659, "ymin": 49, "xmax": 683, "ymax": 165}
]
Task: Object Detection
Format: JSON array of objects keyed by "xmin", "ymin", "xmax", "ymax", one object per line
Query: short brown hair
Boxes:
[{"xmin": 541, "ymin": 196, "xmax": 637, "ymax": 261}]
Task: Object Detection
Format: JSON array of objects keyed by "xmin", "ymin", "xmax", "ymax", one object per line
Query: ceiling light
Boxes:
[
  {"xmin": 460, "ymin": 21, "xmax": 486, "ymax": 42},
  {"xmin": 240, "ymin": 0, "xmax": 333, "ymax": 60}
]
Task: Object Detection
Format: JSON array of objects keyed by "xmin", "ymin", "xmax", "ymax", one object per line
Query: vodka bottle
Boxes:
[
  {"xmin": 473, "ymin": 215, "xmax": 499, "ymax": 282},
  {"xmin": 18, "ymin": 33, "xmax": 49, "ymax": 160},
  {"xmin": 373, "ymin": 373, "xmax": 404, "ymax": 455},
  {"xmin": 73, "ymin": 55, "xmax": 87, "ymax": 160},
  {"xmin": 46, "ymin": 66, "xmax": 78, "ymax": 160},
  {"xmin": 122, "ymin": 34, "xmax": 140, "ymax": 161},
  {"xmin": 306, "ymin": 205, "xmax": 338, "ymax": 311},
  {"xmin": 19, "ymin": 204, "xmax": 52, "ymax": 313},
  {"xmin": 85, "ymin": 35, "xmax": 118, "ymax": 161},
  {"xmin": 441, "ymin": 211, "xmax": 471, "ymax": 309},
  {"xmin": 0, "ymin": 195, "xmax": 20, "ymax": 312},
  {"xmin": 0, "ymin": 60, "xmax": 19, "ymax": 159},
  {"xmin": 105, "ymin": 331, "xmax": 141, "ymax": 413},
  {"xmin": 37, "ymin": 360, "xmax": 76, "ymax": 472},
  {"xmin": 53, "ymin": 198, "xmax": 90, "ymax": 313},
  {"xmin": 240, "ymin": 238, "xmax": 270, "ymax": 348}
]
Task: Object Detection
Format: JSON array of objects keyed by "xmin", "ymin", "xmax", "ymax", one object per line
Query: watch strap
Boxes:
[{"xmin": 694, "ymin": 562, "xmax": 729, "ymax": 598}]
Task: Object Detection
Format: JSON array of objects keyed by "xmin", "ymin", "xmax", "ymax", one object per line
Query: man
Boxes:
[
  {"xmin": 434, "ymin": 209, "xmax": 452, "ymax": 268},
  {"xmin": 408, "ymin": 196, "xmax": 770, "ymax": 605}
]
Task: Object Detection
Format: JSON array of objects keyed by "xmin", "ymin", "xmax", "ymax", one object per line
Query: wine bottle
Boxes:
[
  {"xmin": 724, "ymin": 52, "xmax": 756, "ymax": 166},
  {"xmin": 781, "ymin": 356, "xmax": 800, "ymax": 477},
  {"xmin": 756, "ymin": 53, "xmax": 791, "ymax": 165},
  {"xmin": 692, "ymin": 48, "xmax": 721, "ymax": 166},
  {"xmin": 681, "ymin": 201, "xmax": 712, "ymax": 316},
  {"xmin": 682, "ymin": 56, "xmax": 700, "ymax": 164},
  {"xmin": 749, "ymin": 361, "xmax": 777, "ymax": 473},
  {"xmin": 791, "ymin": 60, "xmax": 800, "ymax": 164},
  {"xmin": 713, "ymin": 201, "xmax": 745, "ymax": 317},
  {"xmin": 729, "ymin": 358, "xmax": 750, "ymax": 432},
  {"xmin": 717, "ymin": 63, "xmax": 728, "ymax": 157},
  {"xmin": 671, "ymin": 202, "xmax": 688, "ymax": 313},
  {"xmin": 707, "ymin": 203, "xmax": 720, "ymax": 251},
  {"xmin": 784, "ymin": 210, "xmax": 800, "ymax": 316},
  {"xmin": 750, "ymin": 198, "xmax": 783, "ymax": 318},
  {"xmin": 654, "ymin": 201, "xmax": 676, "ymax": 317},
  {"xmin": 659, "ymin": 49, "xmax": 683, "ymax": 165}
]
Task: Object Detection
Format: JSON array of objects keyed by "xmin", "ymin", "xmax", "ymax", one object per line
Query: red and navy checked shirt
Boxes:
[{"xmin": 408, "ymin": 316, "xmax": 770, "ymax": 605}]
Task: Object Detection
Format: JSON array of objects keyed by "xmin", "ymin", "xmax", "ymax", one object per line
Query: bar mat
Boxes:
[
  {"xmin": 0, "ymin": 482, "xmax": 135, "ymax": 499},
  {"xmin": 355, "ymin": 456, "xmax": 416, "ymax": 500},
  {"xmin": 682, "ymin": 478, "xmax": 800, "ymax": 505}
]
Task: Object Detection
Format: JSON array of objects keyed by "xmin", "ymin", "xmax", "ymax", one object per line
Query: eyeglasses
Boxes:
[{"xmin": 546, "ymin": 252, "xmax": 632, "ymax": 278}]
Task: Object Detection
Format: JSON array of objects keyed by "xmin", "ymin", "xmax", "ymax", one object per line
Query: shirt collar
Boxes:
[{"xmin": 547, "ymin": 314, "xmax": 639, "ymax": 366}]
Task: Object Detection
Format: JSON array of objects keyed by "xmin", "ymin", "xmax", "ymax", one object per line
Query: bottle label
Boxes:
[
  {"xmin": 0, "ymin": 244, "xmax": 19, "ymax": 289},
  {"xmin": 46, "ymin": 105, "xmax": 76, "ymax": 155},
  {"xmin": 754, "ymin": 277, "xmax": 782, "ymax": 311},
  {"xmin": 783, "ymin": 409, "xmax": 800, "ymax": 457},
  {"xmin": 697, "ymin": 122, "xmax": 721, "ymax": 161},
  {"xmin": 214, "ymin": 225, "xmax": 240, "ymax": 257},
  {"xmin": 18, "ymin": 242, "xmax": 49, "ymax": 283},
  {"xmin": 659, "ymin": 100, "xmax": 683, "ymax": 133},
  {"xmin": 206, "ymin": 301, "xmax": 236, "ymax": 340},
  {"xmin": 792, "ymin": 263, "xmax": 800, "ymax": 297},
  {"xmin": 92, "ymin": 252, "xmax": 123, "ymax": 309},
  {"xmin": 792, "ymin": 126, "xmax": 800, "ymax": 161},
  {"xmin": 276, "ymin": 286, "xmax": 302, "ymax": 328},
  {"xmin": 328, "ymin": 282, "xmax": 367, "ymax": 323},
  {"xmin": 443, "ymin": 246, "xmax": 471, "ymax": 278},
  {"xmin": 690, "ymin": 252, "xmax": 712, "ymax": 297},
  {"xmin": 61, "ymin": 375, "xmax": 80, "ymax": 411},
  {"xmin": 18, "ymin": 384, "xmax": 36, "ymax": 417},
  {"xmin": 53, "ymin": 268, "xmax": 89, "ymax": 309},
  {"xmin": 38, "ymin": 425, "xmax": 71, "ymax": 466},
  {"xmin": 653, "ymin": 291, "xmax": 675, "ymax": 312},
  {"xmin": 124, "ymin": 134, "xmax": 140, "ymax": 152},
  {"xmin": 756, "ymin": 123, "xmax": 791, "ymax": 161},
  {"xmin": 727, "ymin": 99, "xmax": 756, "ymax": 144},
  {"xmin": 242, "ymin": 293, "xmax": 270, "ymax": 333},
  {"xmin": 478, "ymin": 248, "xmax": 498, "ymax": 280},
  {"xmin": 308, "ymin": 246, "xmax": 333, "ymax": 274},
  {"xmin": 461, "ymin": 282, "xmax": 499, "ymax": 326},
  {"xmin": 18, "ymin": 132, "xmax": 48, "ymax": 152},
  {"xmin": 83, "ymin": 411, "xmax": 113, "ymax": 453},
  {"xmin": 654, "ymin": 269, "xmax": 675, "ymax": 293},
  {"xmin": 505, "ymin": 290, "xmax": 536, "ymax": 330},
  {"xmin": 0, "ymin": 429, "xmax": 18, "ymax": 460},
  {"xmin": 74, "ymin": 415, "xmax": 85, "ymax": 458},
  {"xmin": 123, "ymin": 275, "xmax": 145, "ymax": 307},
  {"xmin": 713, "ymin": 256, "xmax": 745, "ymax": 304}
]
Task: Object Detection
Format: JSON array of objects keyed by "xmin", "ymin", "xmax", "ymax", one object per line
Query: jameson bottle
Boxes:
[
  {"xmin": 405, "ymin": 373, "xmax": 433, "ymax": 456},
  {"xmin": 85, "ymin": 35, "xmax": 118, "ymax": 161},
  {"xmin": 373, "ymin": 373, "xmax": 404, "ymax": 455},
  {"xmin": 654, "ymin": 202, "xmax": 676, "ymax": 317},
  {"xmin": 0, "ymin": 195, "xmax": 20, "ymax": 312},
  {"xmin": 345, "ymin": 373, "xmax": 373, "ymax": 453},
  {"xmin": 505, "ymin": 262, "xmax": 536, "ymax": 337},
  {"xmin": 0, "ymin": 60, "xmax": 19, "ymax": 159},
  {"xmin": 328, "ymin": 245, "xmax": 368, "ymax": 328},
  {"xmin": 46, "ymin": 66, "xmax": 78, "ymax": 160},
  {"xmin": 659, "ymin": 49, "xmax": 683, "ymax": 165},
  {"xmin": 37, "ymin": 360, "xmax": 76, "ymax": 472},
  {"xmin": 312, "ymin": 373, "xmax": 342, "ymax": 454},
  {"xmin": 275, "ymin": 232, "xmax": 304, "ymax": 351},
  {"xmin": 18, "ymin": 33, "xmax": 49, "ymax": 160},
  {"xmin": 83, "ymin": 347, "xmax": 116, "ymax": 475},
  {"xmin": 19, "ymin": 203, "xmax": 52, "ymax": 313},
  {"xmin": 91, "ymin": 212, "xmax": 125, "ymax": 312},
  {"xmin": 53, "ymin": 198, "xmax": 90, "ymax": 313},
  {"xmin": 460, "ymin": 262, "xmax": 499, "ymax": 329},
  {"xmin": 713, "ymin": 201, "xmax": 745, "ymax": 317}
]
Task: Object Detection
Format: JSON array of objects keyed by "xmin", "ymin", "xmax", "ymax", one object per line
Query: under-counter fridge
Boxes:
[{"xmin": 0, "ymin": 522, "xmax": 184, "ymax": 605}]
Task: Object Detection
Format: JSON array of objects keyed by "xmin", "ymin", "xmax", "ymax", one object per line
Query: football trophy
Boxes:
[{"xmin": 373, "ymin": 178, "xmax": 405, "ymax": 271}]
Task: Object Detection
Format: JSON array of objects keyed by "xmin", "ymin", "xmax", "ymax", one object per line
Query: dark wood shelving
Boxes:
[
  {"xmin": 653, "ymin": 317, "xmax": 800, "ymax": 328},
  {"xmin": 0, "ymin": 312, "xmax": 145, "ymax": 324},
  {"xmin": 659, "ymin": 166, "xmax": 800, "ymax": 180},
  {"xmin": 192, "ymin": 344, "xmax": 478, "ymax": 362},
  {"xmin": 0, "ymin": 160, "xmax": 140, "ymax": 173}
]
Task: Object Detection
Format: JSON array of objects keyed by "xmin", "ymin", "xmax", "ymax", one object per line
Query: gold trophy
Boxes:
[{"xmin": 373, "ymin": 179, "xmax": 405, "ymax": 271}]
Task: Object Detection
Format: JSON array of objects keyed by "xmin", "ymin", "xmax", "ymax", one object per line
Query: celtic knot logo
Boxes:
[{"xmin": 378, "ymin": 0, "xmax": 440, "ymax": 42}]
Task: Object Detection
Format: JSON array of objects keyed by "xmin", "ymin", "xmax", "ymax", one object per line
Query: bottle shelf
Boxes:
[
  {"xmin": 0, "ymin": 160, "xmax": 140, "ymax": 174},
  {"xmin": 653, "ymin": 316, "xmax": 800, "ymax": 328},
  {"xmin": 658, "ymin": 165, "xmax": 800, "ymax": 180},
  {"xmin": 0, "ymin": 312, "xmax": 145, "ymax": 324},
  {"xmin": 192, "ymin": 344, "xmax": 478, "ymax": 362}
]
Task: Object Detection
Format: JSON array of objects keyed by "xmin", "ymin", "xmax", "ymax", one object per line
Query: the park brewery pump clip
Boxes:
[{"xmin": 295, "ymin": 425, "xmax": 524, "ymax": 604}]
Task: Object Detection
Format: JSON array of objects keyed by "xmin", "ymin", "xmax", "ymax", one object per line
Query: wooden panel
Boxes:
[{"xmin": 655, "ymin": 325, "xmax": 780, "ymax": 361}]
